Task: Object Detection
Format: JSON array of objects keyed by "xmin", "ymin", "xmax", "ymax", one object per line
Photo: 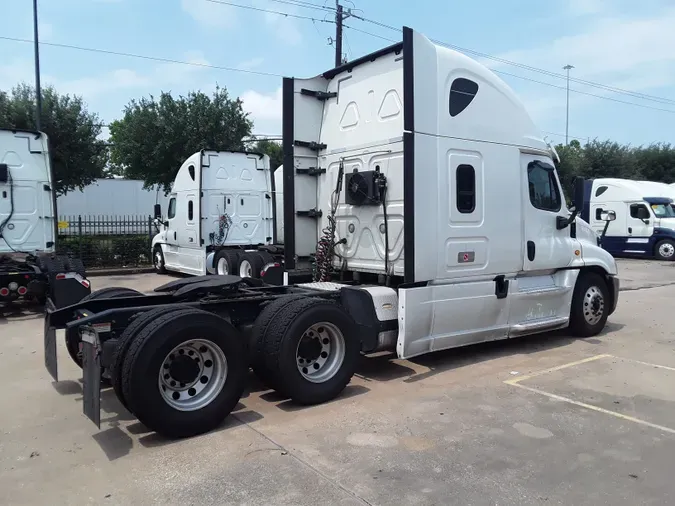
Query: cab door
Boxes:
[
  {"xmin": 521, "ymin": 155, "xmax": 578, "ymax": 271},
  {"xmin": 163, "ymin": 195, "xmax": 179, "ymax": 267}
]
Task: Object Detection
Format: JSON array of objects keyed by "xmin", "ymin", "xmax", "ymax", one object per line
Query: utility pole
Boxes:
[
  {"xmin": 334, "ymin": 1, "xmax": 344, "ymax": 67},
  {"xmin": 33, "ymin": 0, "xmax": 43, "ymax": 131},
  {"xmin": 563, "ymin": 64, "xmax": 574, "ymax": 145}
]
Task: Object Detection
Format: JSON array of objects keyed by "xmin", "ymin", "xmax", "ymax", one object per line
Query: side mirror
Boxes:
[
  {"xmin": 601, "ymin": 210, "xmax": 616, "ymax": 222},
  {"xmin": 637, "ymin": 207, "xmax": 650, "ymax": 220},
  {"xmin": 573, "ymin": 177, "xmax": 585, "ymax": 212},
  {"xmin": 154, "ymin": 204, "xmax": 162, "ymax": 219}
]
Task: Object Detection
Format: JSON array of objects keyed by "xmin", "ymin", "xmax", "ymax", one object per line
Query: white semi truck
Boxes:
[
  {"xmin": 0, "ymin": 128, "xmax": 91, "ymax": 311},
  {"xmin": 150, "ymin": 150, "xmax": 290, "ymax": 280},
  {"xmin": 582, "ymin": 178, "xmax": 675, "ymax": 260},
  {"xmin": 44, "ymin": 27, "xmax": 620, "ymax": 439}
]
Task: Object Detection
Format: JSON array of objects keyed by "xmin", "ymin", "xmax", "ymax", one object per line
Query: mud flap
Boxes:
[
  {"xmin": 81, "ymin": 328, "xmax": 101, "ymax": 429},
  {"xmin": 43, "ymin": 312, "xmax": 58, "ymax": 382}
]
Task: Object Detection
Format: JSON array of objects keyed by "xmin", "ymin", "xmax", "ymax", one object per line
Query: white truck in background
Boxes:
[
  {"xmin": 151, "ymin": 150, "xmax": 291, "ymax": 280},
  {"xmin": 0, "ymin": 128, "xmax": 91, "ymax": 309},
  {"xmin": 45, "ymin": 27, "xmax": 620, "ymax": 439},
  {"xmin": 582, "ymin": 178, "xmax": 675, "ymax": 260}
]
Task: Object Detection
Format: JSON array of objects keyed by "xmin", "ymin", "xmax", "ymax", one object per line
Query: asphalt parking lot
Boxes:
[{"xmin": 1, "ymin": 259, "xmax": 674, "ymax": 505}]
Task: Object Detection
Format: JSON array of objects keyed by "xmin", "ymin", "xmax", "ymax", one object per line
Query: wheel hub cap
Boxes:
[
  {"xmin": 159, "ymin": 339, "xmax": 228, "ymax": 411},
  {"xmin": 169, "ymin": 355, "xmax": 200, "ymax": 384},
  {"xmin": 583, "ymin": 286, "xmax": 605, "ymax": 325},
  {"xmin": 660, "ymin": 243, "xmax": 674, "ymax": 258},
  {"xmin": 296, "ymin": 322, "xmax": 346, "ymax": 384}
]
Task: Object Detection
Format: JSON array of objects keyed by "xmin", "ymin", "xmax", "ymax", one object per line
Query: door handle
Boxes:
[
  {"xmin": 527, "ymin": 241, "xmax": 535, "ymax": 261},
  {"xmin": 628, "ymin": 227, "xmax": 632, "ymax": 234},
  {"xmin": 174, "ymin": 231, "xmax": 177, "ymax": 240}
]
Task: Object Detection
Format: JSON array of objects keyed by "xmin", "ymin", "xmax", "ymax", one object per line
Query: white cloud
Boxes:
[
  {"xmin": 181, "ymin": 0, "xmax": 235, "ymax": 28},
  {"xmin": 488, "ymin": 6, "xmax": 675, "ymax": 125},
  {"xmin": 240, "ymin": 87, "xmax": 283, "ymax": 134}
]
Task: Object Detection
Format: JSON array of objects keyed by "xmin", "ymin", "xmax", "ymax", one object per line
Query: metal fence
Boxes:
[{"xmin": 57, "ymin": 215, "xmax": 155, "ymax": 269}]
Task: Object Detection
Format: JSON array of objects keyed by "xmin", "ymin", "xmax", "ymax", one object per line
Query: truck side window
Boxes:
[
  {"xmin": 168, "ymin": 198, "xmax": 176, "ymax": 219},
  {"xmin": 630, "ymin": 204, "xmax": 648, "ymax": 219},
  {"xmin": 595, "ymin": 186, "xmax": 608, "ymax": 197},
  {"xmin": 527, "ymin": 161, "xmax": 561, "ymax": 212},
  {"xmin": 188, "ymin": 200, "xmax": 194, "ymax": 221},
  {"xmin": 456, "ymin": 164, "xmax": 475, "ymax": 213}
]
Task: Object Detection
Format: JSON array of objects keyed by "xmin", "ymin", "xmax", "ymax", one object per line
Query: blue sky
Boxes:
[{"xmin": 1, "ymin": 0, "xmax": 674, "ymax": 146}]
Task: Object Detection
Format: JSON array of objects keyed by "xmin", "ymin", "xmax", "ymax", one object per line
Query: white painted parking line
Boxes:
[{"xmin": 504, "ymin": 354, "xmax": 675, "ymax": 436}]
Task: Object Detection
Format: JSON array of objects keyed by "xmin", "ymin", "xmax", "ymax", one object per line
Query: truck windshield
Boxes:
[{"xmin": 651, "ymin": 203, "xmax": 675, "ymax": 218}]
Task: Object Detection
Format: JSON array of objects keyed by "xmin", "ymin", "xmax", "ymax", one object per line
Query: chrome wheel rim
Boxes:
[
  {"xmin": 239, "ymin": 260, "xmax": 252, "ymax": 278},
  {"xmin": 296, "ymin": 322, "xmax": 346, "ymax": 383},
  {"xmin": 154, "ymin": 250, "xmax": 163, "ymax": 270},
  {"xmin": 583, "ymin": 286, "xmax": 605, "ymax": 325},
  {"xmin": 217, "ymin": 257, "xmax": 229, "ymax": 275},
  {"xmin": 158, "ymin": 339, "xmax": 228, "ymax": 411},
  {"xmin": 659, "ymin": 242, "xmax": 674, "ymax": 259}
]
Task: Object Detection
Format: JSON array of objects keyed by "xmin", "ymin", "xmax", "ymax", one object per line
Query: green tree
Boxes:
[
  {"xmin": 0, "ymin": 83, "xmax": 107, "ymax": 195},
  {"xmin": 633, "ymin": 143, "xmax": 675, "ymax": 183},
  {"xmin": 109, "ymin": 86, "xmax": 253, "ymax": 193},
  {"xmin": 254, "ymin": 138, "xmax": 282, "ymax": 172}
]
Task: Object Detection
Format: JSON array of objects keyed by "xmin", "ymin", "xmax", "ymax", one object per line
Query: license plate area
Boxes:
[{"xmin": 81, "ymin": 327, "xmax": 101, "ymax": 428}]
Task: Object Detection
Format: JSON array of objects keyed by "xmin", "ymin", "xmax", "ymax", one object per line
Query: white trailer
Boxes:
[
  {"xmin": 582, "ymin": 178, "xmax": 675, "ymax": 260},
  {"xmin": 44, "ymin": 27, "xmax": 620, "ymax": 439}
]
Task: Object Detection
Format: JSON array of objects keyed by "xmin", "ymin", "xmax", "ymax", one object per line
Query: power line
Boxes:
[
  {"xmin": 203, "ymin": 0, "xmax": 334, "ymax": 22},
  {"xmin": 348, "ymin": 16, "xmax": 675, "ymax": 107},
  {"xmin": 343, "ymin": 24, "xmax": 675, "ymax": 114},
  {"xmin": 266, "ymin": 0, "xmax": 335, "ymax": 12},
  {"xmin": 0, "ymin": 36, "xmax": 284, "ymax": 78}
]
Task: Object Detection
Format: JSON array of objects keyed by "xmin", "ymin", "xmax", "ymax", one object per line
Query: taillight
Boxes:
[
  {"xmin": 0, "ymin": 288, "xmax": 9, "ymax": 297},
  {"xmin": 17, "ymin": 286, "xmax": 27, "ymax": 295}
]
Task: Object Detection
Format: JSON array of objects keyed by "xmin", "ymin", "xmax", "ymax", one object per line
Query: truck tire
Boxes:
[
  {"xmin": 214, "ymin": 249, "xmax": 240, "ymax": 276},
  {"xmin": 569, "ymin": 272, "xmax": 610, "ymax": 338},
  {"xmin": 65, "ymin": 287, "xmax": 142, "ymax": 369},
  {"xmin": 261, "ymin": 297, "xmax": 360, "ymax": 405},
  {"xmin": 250, "ymin": 295, "xmax": 307, "ymax": 393},
  {"xmin": 655, "ymin": 239, "xmax": 675, "ymax": 261},
  {"xmin": 153, "ymin": 246, "xmax": 167, "ymax": 274},
  {"xmin": 110, "ymin": 306, "xmax": 191, "ymax": 412},
  {"xmin": 121, "ymin": 308, "xmax": 247, "ymax": 438},
  {"xmin": 238, "ymin": 251, "xmax": 274, "ymax": 279}
]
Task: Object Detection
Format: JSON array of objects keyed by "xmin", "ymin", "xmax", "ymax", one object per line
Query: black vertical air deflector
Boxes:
[
  {"xmin": 402, "ymin": 26, "xmax": 415, "ymax": 284},
  {"xmin": 282, "ymin": 77, "xmax": 296, "ymax": 269}
]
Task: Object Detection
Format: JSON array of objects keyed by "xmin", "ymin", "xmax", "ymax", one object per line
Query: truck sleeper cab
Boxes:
[
  {"xmin": 151, "ymin": 150, "xmax": 293, "ymax": 280},
  {"xmin": 583, "ymin": 178, "xmax": 675, "ymax": 260},
  {"xmin": 44, "ymin": 27, "xmax": 619, "ymax": 440}
]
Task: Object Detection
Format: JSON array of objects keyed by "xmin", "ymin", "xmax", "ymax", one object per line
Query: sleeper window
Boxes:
[
  {"xmin": 167, "ymin": 198, "xmax": 176, "ymax": 219},
  {"xmin": 595, "ymin": 186, "xmax": 608, "ymax": 197},
  {"xmin": 449, "ymin": 78, "xmax": 479, "ymax": 117},
  {"xmin": 527, "ymin": 161, "xmax": 561, "ymax": 212},
  {"xmin": 456, "ymin": 164, "xmax": 476, "ymax": 213}
]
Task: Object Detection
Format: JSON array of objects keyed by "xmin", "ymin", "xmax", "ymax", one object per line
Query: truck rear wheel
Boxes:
[
  {"xmin": 655, "ymin": 239, "xmax": 675, "ymax": 261},
  {"xmin": 250, "ymin": 295, "xmax": 306, "ymax": 393},
  {"xmin": 109, "ymin": 306, "xmax": 189, "ymax": 412},
  {"xmin": 65, "ymin": 287, "xmax": 142, "ymax": 368},
  {"xmin": 261, "ymin": 297, "xmax": 360, "ymax": 405},
  {"xmin": 238, "ymin": 251, "xmax": 274, "ymax": 279},
  {"xmin": 120, "ymin": 308, "xmax": 247, "ymax": 438},
  {"xmin": 215, "ymin": 249, "xmax": 240, "ymax": 275},
  {"xmin": 569, "ymin": 272, "xmax": 610, "ymax": 338}
]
